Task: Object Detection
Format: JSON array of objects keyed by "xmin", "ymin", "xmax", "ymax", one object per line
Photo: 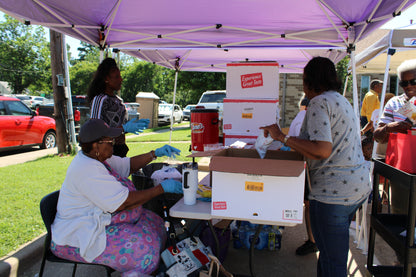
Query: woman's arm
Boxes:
[
  {"xmin": 374, "ymin": 121, "xmax": 412, "ymax": 143},
  {"xmin": 260, "ymin": 124, "xmax": 332, "ymax": 160},
  {"xmin": 116, "ymin": 185, "xmax": 164, "ymax": 211},
  {"xmin": 361, "ymin": 121, "xmax": 374, "ymax": 136},
  {"xmin": 129, "ymin": 151, "xmax": 156, "ymax": 174}
]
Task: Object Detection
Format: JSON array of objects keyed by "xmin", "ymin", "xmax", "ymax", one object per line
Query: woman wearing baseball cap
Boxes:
[{"xmin": 50, "ymin": 118, "xmax": 182, "ymax": 276}]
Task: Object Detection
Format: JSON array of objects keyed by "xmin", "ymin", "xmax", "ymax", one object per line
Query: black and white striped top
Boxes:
[{"xmin": 90, "ymin": 93, "xmax": 126, "ymax": 128}]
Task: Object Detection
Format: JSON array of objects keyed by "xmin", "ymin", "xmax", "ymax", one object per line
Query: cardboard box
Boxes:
[
  {"xmin": 209, "ymin": 149, "xmax": 305, "ymax": 226},
  {"xmin": 223, "ymin": 134, "xmax": 257, "ymax": 147},
  {"xmin": 226, "ymin": 62, "xmax": 279, "ymax": 99},
  {"xmin": 223, "ymin": 98, "xmax": 279, "ymax": 135}
]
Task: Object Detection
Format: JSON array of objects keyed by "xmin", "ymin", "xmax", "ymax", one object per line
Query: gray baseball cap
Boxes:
[{"xmin": 79, "ymin": 119, "xmax": 122, "ymax": 143}]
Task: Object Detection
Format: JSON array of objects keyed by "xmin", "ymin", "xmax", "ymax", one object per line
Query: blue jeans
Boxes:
[{"xmin": 309, "ymin": 199, "xmax": 365, "ymax": 277}]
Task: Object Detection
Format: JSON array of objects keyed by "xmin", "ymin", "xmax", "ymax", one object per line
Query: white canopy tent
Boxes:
[
  {"xmin": 352, "ymin": 28, "xmax": 416, "ymax": 117},
  {"xmin": 354, "ymin": 28, "xmax": 416, "ymax": 74}
]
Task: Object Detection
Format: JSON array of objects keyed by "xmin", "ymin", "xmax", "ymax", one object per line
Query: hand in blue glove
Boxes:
[
  {"xmin": 280, "ymin": 146, "xmax": 291, "ymax": 151},
  {"xmin": 122, "ymin": 118, "xmax": 149, "ymax": 134},
  {"xmin": 155, "ymin": 145, "xmax": 181, "ymax": 158},
  {"xmin": 138, "ymin": 118, "xmax": 150, "ymax": 126},
  {"xmin": 161, "ymin": 179, "xmax": 183, "ymax": 194}
]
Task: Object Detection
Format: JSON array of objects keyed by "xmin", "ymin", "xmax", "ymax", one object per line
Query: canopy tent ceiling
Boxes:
[
  {"xmin": 353, "ymin": 28, "xmax": 416, "ymax": 74},
  {"xmin": 0, "ymin": 0, "xmax": 415, "ymax": 53},
  {"xmin": 122, "ymin": 48, "xmax": 347, "ymax": 73},
  {"xmin": 2, "ymin": 0, "xmax": 415, "ymax": 141}
]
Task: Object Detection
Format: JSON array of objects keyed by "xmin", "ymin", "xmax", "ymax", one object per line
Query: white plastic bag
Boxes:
[
  {"xmin": 150, "ymin": 165, "xmax": 182, "ymax": 186},
  {"xmin": 255, "ymin": 130, "xmax": 274, "ymax": 159}
]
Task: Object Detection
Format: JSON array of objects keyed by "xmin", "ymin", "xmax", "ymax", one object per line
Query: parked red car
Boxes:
[{"xmin": 0, "ymin": 95, "xmax": 56, "ymax": 151}]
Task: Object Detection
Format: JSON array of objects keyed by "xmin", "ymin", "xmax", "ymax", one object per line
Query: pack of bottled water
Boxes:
[{"xmin": 230, "ymin": 221, "xmax": 284, "ymax": 250}]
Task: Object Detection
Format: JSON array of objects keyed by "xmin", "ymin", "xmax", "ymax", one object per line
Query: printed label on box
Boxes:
[
  {"xmin": 282, "ymin": 209, "xmax": 300, "ymax": 220},
  {"xmin": 241, "ymin": 73, "xmax": 263, "ymax": 89},
  {"xmin": 245, "ymin": 181, "xmax": 264, "ymax": 192},
  {"xmin": 242, "ymin": 113, "xmax": 253, "ymax": 119},
  {"xmin": 223, "ymin": 124, "xmax": 232, "ymax": 130},
  {"xmin": 213, "ymin": 201, "xmax": 227, "ymax": 210}
]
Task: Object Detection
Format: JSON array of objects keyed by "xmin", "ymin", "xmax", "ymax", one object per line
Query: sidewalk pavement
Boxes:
[{"xmin": 0, "ymin": 148, "xmax": 57, "ymax": 168}]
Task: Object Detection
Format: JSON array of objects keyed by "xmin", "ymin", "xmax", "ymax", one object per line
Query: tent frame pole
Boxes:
[
  {"xmin": 169, "ymin": 70, "xmax": 179, "ymax": 144},
  {"xmin": 371, "ymin": 49, "xmax": 394, "ymax": 159},
  {"xmin": 350, "ymin": 49, "xmax": 361, "ymax": 135},
  {"xmin": 62, "ymin": 34, "xmax": 77, "ymax": 151}
]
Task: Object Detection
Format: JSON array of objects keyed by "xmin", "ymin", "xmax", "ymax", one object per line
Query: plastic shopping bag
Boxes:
[
  {"xmin": 162, "ymin": 236, "xmax": 212, "ymax": 277},
  {"xmin": 385, "ymin": 131, "xmax": 416, "ymax": 174},
  {"xmin": 255, "ymin": 130, "xmax": 274, "ymax": 159}
]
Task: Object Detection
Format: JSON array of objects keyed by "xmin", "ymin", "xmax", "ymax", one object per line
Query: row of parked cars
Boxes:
[
  {"xmin": 7, "ymin": 95, "xmax": 52, "ymax": 109},
  {"xmin": 157, "ymin": 90, "xmax": 226, "ymax": 125},
  {"xmin": 0, "ymin": 90, "xmax": 227, "ymax": 152},
  {"xmin": 0, "ymin": 94, "xmax": 143, "ymax": 152}
]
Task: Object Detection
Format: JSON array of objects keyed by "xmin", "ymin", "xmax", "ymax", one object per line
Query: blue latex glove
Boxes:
[
  {"xmin": 122, "ymin": 118, "xmax": 149, "ymax": 134},
  {"xmin": 138, "ymin": 118, "xmax": 150, "ymax": 125},
  {"xmin": 155, "ymin": 145, "xmax": 181, "ymax": 158},
  {"xmin": 280, "ymin": 146, "xmax": 291, "ymax": 151},
  {"xmin": 161, "ymin": 179, "xmax": 183, "ymax": 194}
]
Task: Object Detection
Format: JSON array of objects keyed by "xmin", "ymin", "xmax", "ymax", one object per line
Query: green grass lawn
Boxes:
[
  {"xmin": 128, "ymin": 127, "xmax": 191, "ymax": 142},
  {"xmin": 0, "ymin": 128, "xmax": 193, "ymax": 258}
]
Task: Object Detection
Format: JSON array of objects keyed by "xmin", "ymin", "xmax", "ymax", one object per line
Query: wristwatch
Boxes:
[{"xmin": 283, "ymin": 135, "xmax": 290, "ymax": 145}]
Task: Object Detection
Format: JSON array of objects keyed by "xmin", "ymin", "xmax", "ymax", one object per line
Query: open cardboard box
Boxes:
[{"xmin": 190, "ymin": 149, "xmax": 305, "ymax": 226}]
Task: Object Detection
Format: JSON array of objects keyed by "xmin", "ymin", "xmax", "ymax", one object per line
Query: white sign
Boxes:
[{"xmin": 403, "ymin": 38, "xmax": 416, "ymax": 46}]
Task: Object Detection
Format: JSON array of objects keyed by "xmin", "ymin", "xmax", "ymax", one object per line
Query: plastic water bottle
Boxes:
[
  {"xmin": 275, "ymin": 227, "xmax": 282, "ymax": 250},
  {"xmin": 268, "ymin": 230, "xmax": 276, "ymax": 251}
]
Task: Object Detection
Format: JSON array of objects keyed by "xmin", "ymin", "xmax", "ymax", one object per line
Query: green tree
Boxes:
[
  {"xmin": 336, "ymin": 56, "xmax": 351, "ymax": 92},
  {"xmin": 176, "ymin": 71, "xmax": 226, "ymax": 106},
  {"xmin": 0, "ymin": 15, "xmax": 51, "ymax": 94},
  {"xmin": 72, "ymin": 41, "xmax": 101, "ymax": 65},
  {"xmin": 121, "ymin": 60, "xmax": 169, "ymax": 102},
  {"xmin": 69, "ymin": 60, "xmax": 98, "ymax": 95}
]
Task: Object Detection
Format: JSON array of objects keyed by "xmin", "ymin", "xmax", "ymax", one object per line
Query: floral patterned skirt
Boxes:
[{"xmin": 51, "ymin": 206, "xmax": 167, "ymax": 276}]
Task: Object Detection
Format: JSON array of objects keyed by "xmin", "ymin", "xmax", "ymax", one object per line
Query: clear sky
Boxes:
[{"xmin": 381, "ymin": 3, "xmax": 416, "ymax": 29}]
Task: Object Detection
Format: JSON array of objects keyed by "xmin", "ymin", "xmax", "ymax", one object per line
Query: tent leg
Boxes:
[
  {"xmin": 371, "ymin": 49, "xmax": 394, "ymax": 159},
  {"xmin": 169, "ymin": 70, "xmax": 179, "ymax": 144},
  {"xmin": 343, "ymin": 74, "xmax": 349, "ymax": 97},
  {"xmin": 62, "ymin": 34, "xmax": 77, "ymax": 151},
  {"xmin": 350, "ymin": 49, "xmax": 361, "ymax": 135}
]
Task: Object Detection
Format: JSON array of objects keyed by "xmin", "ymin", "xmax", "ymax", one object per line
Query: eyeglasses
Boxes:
[
  {"xmin": 98, "ymin": 138, "xmax": 115, "ymax": 146},
  {"xmin": 399, "ymin": 78, "xmax": 416, "ymax": 88}
]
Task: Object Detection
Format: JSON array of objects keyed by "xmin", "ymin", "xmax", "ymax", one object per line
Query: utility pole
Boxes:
[{"xmin": 49, "ymin": 30, "xmax": 69, "ymax": 154}]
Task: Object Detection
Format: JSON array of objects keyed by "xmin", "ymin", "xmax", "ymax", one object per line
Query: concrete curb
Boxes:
[{"xmin": 0, "ymin": 234, "xmax": 45, "ymax": 277}]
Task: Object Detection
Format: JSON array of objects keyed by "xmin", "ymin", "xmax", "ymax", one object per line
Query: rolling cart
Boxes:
[{"xmin": 367, "ymin": 159, "xmax": 416, "ymax": 277}]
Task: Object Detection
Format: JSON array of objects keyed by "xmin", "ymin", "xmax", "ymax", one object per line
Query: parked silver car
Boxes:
[
  {"xmin": 182, "ymin": 104, "xmax": 196, "ymax": 121},
  {"xmin": 158, "ymin": 104, "xmax": 183, "ymax": 125}
]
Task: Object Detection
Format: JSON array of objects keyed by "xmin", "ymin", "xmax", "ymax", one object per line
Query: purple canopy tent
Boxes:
[
  {"xmin": 1, "ymin": 0, "xmax": 415, "ymax": 134},
  {"xmin": 0, "ymin": 0, "xmax": 413, "ymax": 50}
]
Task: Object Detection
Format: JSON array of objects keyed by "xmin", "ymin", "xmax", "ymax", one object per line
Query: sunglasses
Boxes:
[
  {"xmin": 98, "ymin": 138, "xmax": 115, "ymax": 146},
  {"xmin": 399, "ymin": 78, "xmax": 416, "ymax": 88}
]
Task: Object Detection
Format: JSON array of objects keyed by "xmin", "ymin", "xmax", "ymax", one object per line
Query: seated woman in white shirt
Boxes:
[{"xmin": 51, "ymin": 119, "xmax": 182, "ymax": 277}]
